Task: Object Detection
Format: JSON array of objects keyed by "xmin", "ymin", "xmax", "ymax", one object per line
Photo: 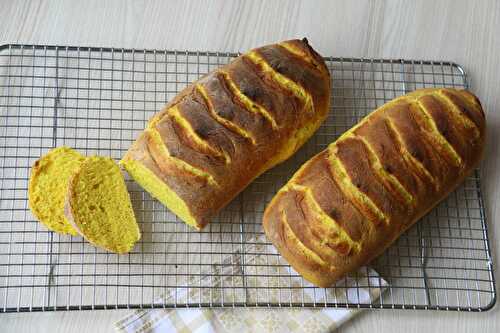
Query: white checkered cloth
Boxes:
[{"xmin": 115, "ymin": 265, "xmax": 387, "ymax": 333}]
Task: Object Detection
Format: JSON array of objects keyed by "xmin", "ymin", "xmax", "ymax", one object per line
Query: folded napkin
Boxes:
[{"xmin": 116, "ymin": 240, "xmax": 387, "ymax": 333}]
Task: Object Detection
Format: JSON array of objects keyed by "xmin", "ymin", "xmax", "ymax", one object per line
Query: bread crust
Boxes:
[
  {"xmin": 263, "ymin": 88, "xmax": 486, "ymax": 287},
  {"xmin": 122, "ymin": 39, "xmax": 331, "ymax": 229}
]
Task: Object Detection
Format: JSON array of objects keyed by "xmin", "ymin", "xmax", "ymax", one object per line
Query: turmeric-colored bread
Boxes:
[
  {"xmin": 65, "ymin": 156, "xmax": 140, "ymax": 253},
  {"xmin": 28, "ymin": 146, "xmax": 84, "ymax": 235},
  {"xmin": 121, "ymin": 38, "xmax": 331, "ymax": 229},
  {"xmin": 263, "ymin": 88, "xmax": 486, "ymax": 287}
]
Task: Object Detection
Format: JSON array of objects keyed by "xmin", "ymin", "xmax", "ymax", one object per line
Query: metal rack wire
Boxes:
[{"xmin": 0, "ymin": 44, "xmax": 495, "ymax": 312}]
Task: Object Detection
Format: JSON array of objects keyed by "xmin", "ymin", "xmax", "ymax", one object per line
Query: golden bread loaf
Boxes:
[
  {"xmin": 121, "ymin": 39, "xmax": 331, "ymax": 229},
  {"xmin": 263, "ymin": 88, "xmax": 486, "ymax": 287}
]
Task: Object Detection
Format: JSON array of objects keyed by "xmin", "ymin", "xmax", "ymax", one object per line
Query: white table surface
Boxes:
[{"xmin": 0, "ymin": 0, "xmax": 499, "ymax": 332}]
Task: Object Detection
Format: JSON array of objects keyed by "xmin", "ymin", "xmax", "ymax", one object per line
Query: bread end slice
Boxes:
[{"xmin": 28, "ymin": 146, "xmax": 84, "ymax": 235}]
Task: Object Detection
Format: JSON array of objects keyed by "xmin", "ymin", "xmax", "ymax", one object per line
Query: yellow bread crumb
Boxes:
[
  {"xmin": 66, "ymin": 156, "xmax": 140, "ymax": 253},
  {"xmin": 119, "ymin": 158, "xmax": 199, "ymax": 229}
]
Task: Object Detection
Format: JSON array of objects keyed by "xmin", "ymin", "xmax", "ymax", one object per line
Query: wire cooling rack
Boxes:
[{"xmin": 0, "ymin": 44, "xmax": 495, "ymax": 312}]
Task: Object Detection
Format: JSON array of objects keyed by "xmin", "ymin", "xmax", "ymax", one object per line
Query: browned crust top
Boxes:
[{"xmin": 124, "ymin": 39, "xmax": 331, "ymax": 228}]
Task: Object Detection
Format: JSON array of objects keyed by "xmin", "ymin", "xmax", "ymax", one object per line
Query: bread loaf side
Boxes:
[{"xmin": 263, "ymin": 88, "xmax": 486, "ymax": 287}]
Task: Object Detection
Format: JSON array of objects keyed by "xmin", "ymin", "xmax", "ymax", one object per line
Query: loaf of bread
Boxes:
[
  {"xmin": 121, "ymin": 39, "xmax": 331, "ymax": 229},
  {"xmin": 28, "ymin": 146, "xmax": 85, "ymax": 235},
  {"xmin": 65, "ymin": 156, "xmax": 140, "ymax": 253},
  {"xmin": 263, "ymin": 88, "xmax": 486, "ymax": 287}
]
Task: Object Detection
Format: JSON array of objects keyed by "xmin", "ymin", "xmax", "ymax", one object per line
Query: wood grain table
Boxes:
[{"xmin": 0, "ymin": 0, "xmax": 499, "ymax": 332}]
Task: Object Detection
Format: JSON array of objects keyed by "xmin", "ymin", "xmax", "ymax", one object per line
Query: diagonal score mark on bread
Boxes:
[
  {"xmin": 195, "ymin": 83, "xmax": 257, "ymax": 145},
  {"xmin": 145, "ymin": 127, "xmax": 219, "ymax": 187},
  {"xmin": 285, "ymin": 184, "xmax": 361, "ymax": 254},
  {"xmin": 349, "ymin": 133, "xmax": 416, "ymax": 208},
  {"xmin": 411, "ymin": 99, "xmax": 463, "ymax": 168},
  {"xmin": 218, "ymin": 70, "xmax": 279, "ymax": 130},
  {"xmin": 146, "ymin": 110, "xmax": 220, "ymax": 186},
  {"xmin": 280, "ymin": 210, "xmax": 331, "ymax": 268},
  {"xmin": 384, "ymin": 117, "xmax": 440, "ymax": 192},
  {"xmin": 244, "ymin": 50, "xmax": 314, "ymax": 114},
  {"xmin": 167, "ymin": 106, "xmax": 231, "ymax": 164},
  {"xmin": 433, "ymin": 90, "xmax": 481, "ymax": 139},
  {"xmin": 278, "ymin": 40, "xmax": 327, "ymax": 74},
  {"xmin": 326, "ymin": 148, "xmax": 389, "ymax": 227}
]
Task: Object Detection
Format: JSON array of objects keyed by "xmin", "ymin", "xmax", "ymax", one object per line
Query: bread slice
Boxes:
[
  {"xmin": 65, "ymin": 156, "xmax": 140, "ymax": 253},
  {"xmin": 28, "ymin": 146, "xmax": 85, "ymax": 235}
]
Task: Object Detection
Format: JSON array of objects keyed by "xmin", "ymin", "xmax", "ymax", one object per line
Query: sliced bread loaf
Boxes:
[
  {"xmin": 28, "ymin": 146, "xmax": 85, "ymax": 235},
  {"xmin": 65, "ymin": 156, "xmax": 140, "ymax": 253}
]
